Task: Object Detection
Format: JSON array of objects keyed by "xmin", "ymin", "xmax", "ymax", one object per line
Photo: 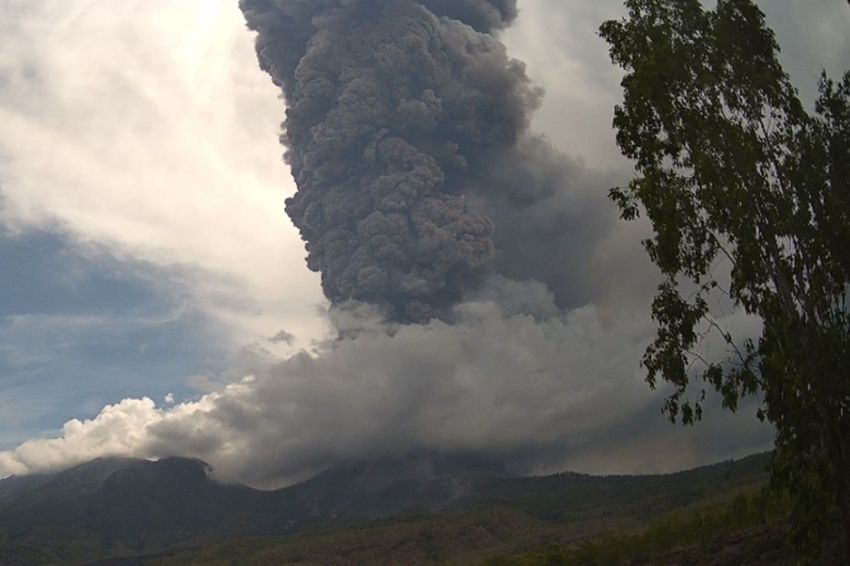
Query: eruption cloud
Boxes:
[
  {"xmin": 240, "ymin": 0, "xmax": 544, "ymax": 321},
  {"xmin": 0, "ymin": 0, "xmax": 793, "ymax": 488},
  {"xmin": 0, "ymin": 3, "xmax": 778, "ymax": 485}
]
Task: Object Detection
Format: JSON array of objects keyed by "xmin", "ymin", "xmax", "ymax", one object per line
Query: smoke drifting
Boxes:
[
  {"xmin": 0, "ymin": 299, "xmax": 773, "ymax": 488},
  {"xmin": 0, "ymin": 0, "xmax": 813, "ymax": 489},
  {"xmin": 0, "ymin": 0, "xmax": 775, "ymax": 487},
  {"xmin": 240, "ymin": 0, "xmax": 544, "ymax": 321}
]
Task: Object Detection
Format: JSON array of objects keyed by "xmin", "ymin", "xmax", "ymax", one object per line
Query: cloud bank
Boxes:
[
  {"xmin": 0, "ymin": 293, "xmax": 772, "ymax": 488},
  {"xmin": 5, "ymin": 0, "xmax": 840, "ymax": 485}
]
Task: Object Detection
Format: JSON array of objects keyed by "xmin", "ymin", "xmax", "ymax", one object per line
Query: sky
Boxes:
[{"xmin": 0, "ymin": 0, "xmax": 847, "ymax": 488}]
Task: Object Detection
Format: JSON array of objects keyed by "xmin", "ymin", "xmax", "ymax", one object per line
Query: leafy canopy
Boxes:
[{"xmin": 600, "ymin": 0, "xmax": 850, "ymax": 557}]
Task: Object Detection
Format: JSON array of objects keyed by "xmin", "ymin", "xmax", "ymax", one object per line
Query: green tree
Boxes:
[{"xmin": 599, "ymin": 0, "xmax": 850, "ymax": 560}]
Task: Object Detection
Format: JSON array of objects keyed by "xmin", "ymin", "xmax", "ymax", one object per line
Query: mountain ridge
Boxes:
[{"xmin": 0, "ymin": 451, "xmax": 772, "ymax": 564}]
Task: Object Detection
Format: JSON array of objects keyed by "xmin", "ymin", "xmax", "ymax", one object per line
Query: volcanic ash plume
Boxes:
[{"xmin": 240, "ymin": 0, "xmax": 541, "ymax": 322}]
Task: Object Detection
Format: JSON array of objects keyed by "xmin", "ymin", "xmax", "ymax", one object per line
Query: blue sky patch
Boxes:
[{"xmin": 0, "ymin": 228, "xmax": 229, "ymax": 449}]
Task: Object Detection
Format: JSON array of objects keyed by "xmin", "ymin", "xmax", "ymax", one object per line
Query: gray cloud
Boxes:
[
  {"xmin": 761, "ymin": 0, "xmax": 850, "ymax": 105},
  {"xmin": 465, "ymin": 135, "xmax": 621, "ymax": 309},
  {"xmin": 6, "ymin": 0, "xmax": 838, "ymax": 487},
  {"xmin": 419, "ymin": 0, "xmax": 517, "ymax": 31},
  {"xmin": 237, "ymin": 0, "xmax": 667, "ymax": 321},
  {"xmin": 268, "ymin": 329, "xmax": 296, "ymax": 345},
  {"xmin": 0, "ymin": 296, "xmax": 773, "ymax": 488},
  {"xmin": 241, "ymin": 0, "xmax": 550, "ymax": 321}
]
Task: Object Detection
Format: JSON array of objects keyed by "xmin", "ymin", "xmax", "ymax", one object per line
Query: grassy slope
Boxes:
[
  {"xmin": 154, "ymin": 455, "xmax": 776, "ymax": 566},
  {"xmin": 154, "ymin": 496, "xmax": 779, "ymax": 565},
  {"xmin": 482, "ymin": 491, "xmax": 793, "ymax": 566}
]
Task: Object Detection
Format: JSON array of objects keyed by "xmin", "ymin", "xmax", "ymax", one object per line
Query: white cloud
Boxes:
[
  {"xmin": 0, "ymin": 0, "xmax": 326, "ymax": 349},
  {"xmin": 0, "ymin": 397, "xmax": 161, "ymax": 477}
]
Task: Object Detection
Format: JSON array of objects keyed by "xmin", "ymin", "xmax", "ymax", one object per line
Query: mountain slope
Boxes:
[
  {"xmin": 0, "ymin": 452, "xmax": 772, "ymax": 564},
  {"xmin": 281, "ymin": 452, "xmax": 510, "ymax": 521},
  {"xmin": 0, "ymin": 457, "xmax": 287, "ymax": 561}
]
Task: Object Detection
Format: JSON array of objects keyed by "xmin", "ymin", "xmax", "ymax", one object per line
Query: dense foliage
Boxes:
[
  {"xmin": 482, "ymin": 491, "xmax": 797, "ymax": 566},
  {"xmin": 599, "ymin": 0, "xmax": 850, "ymax": 559}
]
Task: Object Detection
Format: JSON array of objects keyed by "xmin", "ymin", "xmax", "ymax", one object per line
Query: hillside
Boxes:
[{"xmin": 0, "ymin": 453, "xmax": 773, "ymax": 564}]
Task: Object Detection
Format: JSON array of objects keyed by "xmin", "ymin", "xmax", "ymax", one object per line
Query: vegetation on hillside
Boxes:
[
  {"xmin": 0, "ymin": 454, "xmax": 773, "ymax": 564},
  {"xmin": 152, "ymin": 456, "xmax": 774, "ymax": 566},
  {"xmin": 154, "ymin": 487, "xmax": 798, "ymax": 565},
  {"xmin": 600, "ymin": 0, "xmax": 850, "ymax": 559}
]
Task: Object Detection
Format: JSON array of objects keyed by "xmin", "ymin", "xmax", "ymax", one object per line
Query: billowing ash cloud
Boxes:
[
  {"xmin": 0, "ymin": 2, "xmax": 779, "ymax": 488},
  {"xmin": 465, "ymin": 137, "xmax": 620, "ymax": 309},
  {"xmin": 0, "ymin": 298, "xmax": 772, "ymax": 488},
  {"xmin": 240, "ymin": 0, "xmax": 545, "ymax": 321},
  {"xmin": 418, "ymin": 0, "xmax": 517, "ymax": 31}
]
